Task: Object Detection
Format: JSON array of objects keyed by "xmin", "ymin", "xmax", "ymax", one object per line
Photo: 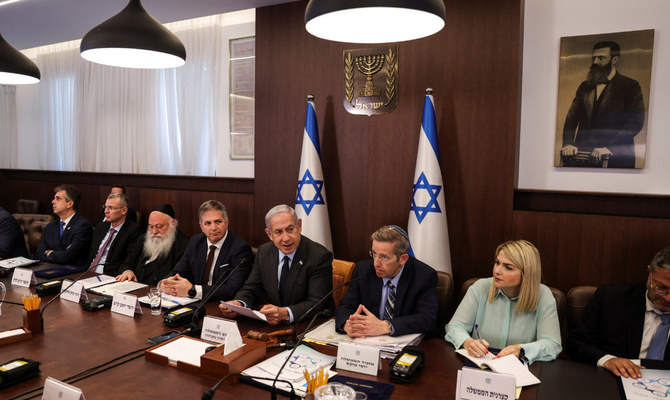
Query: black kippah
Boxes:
[{"xmin": 152, "ymin": 204, "xmax": 175, "ymax": 219}]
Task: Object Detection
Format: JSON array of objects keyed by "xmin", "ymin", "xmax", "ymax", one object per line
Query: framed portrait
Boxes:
[{"xmin": 554, "ymin": 29, "xmax": 654, "ymax": 169}]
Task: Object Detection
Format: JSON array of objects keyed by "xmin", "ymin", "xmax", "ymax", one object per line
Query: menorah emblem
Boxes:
[{"xmin": 355, "ymin": 54, "xmax": 384, "ymax": 97}]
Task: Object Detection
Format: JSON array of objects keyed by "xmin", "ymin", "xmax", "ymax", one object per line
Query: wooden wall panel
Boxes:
[
  {"xmin": 255, "ymin": 0, "xmax": 523, "ymax": 286},
  {"xmin": 512, "ymin": 210, "xmax": 670, "ymax": 293}
]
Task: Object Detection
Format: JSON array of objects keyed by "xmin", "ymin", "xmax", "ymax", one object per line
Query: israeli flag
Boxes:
[
  {"xmin": 407, "ymin": 90, "xmax": 452, "ymax": 273},
  {"xmin": 295, "ymin": 96, "xmax": 333, "ymax": 252}
]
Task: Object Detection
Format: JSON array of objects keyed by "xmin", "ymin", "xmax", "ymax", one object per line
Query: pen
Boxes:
[
  {"xmin": 475, "ymin": 324, "xmax": 484, "ymax": 346},
  {"xmin": 96, "ymin": 276, "xmax": 101, "ymax": 282},
  {"xmin": 163, "ymin": 297, "xmax": 179, "ymax": 304}
]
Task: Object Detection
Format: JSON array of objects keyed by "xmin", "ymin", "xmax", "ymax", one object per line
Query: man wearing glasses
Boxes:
[
  {"xmin": 567, "ymin": 247, "xmax": 670, "ymax": 378},
  {"xmin": 87, "ymin": 192, "xmax": 142, "ymax": 275},
  {"xmin": 335, "ymin": 225, "xmax": 438, "ymax": 338}
]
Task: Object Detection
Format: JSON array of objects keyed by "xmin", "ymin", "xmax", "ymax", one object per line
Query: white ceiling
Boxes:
[{"xmin": 0, "ymin": 0, "xmax": 299, "ymax": 50}]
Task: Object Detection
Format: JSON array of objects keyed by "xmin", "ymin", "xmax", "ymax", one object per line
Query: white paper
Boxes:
[
  {"xmin": 0, "ymin": 256, "xmax": 39, "ymax": 269},
  {"xmin": 221, "ymin": 301, "xmax": 267, "ymax": 322},
  {"xmin": 224, "ymin": 330, "xmax": 244, "ymax": 356},
  {"xmin": 80, "ymin": 275, "xmax": 116, "ymax": 290},
  {"xmin": 139, "ymin": 293, "xmax": 197, "ymax": 310},
  {"xmin": 457, "ymin": 367, "xmax": 516, "ymax": 400},
  {"xmin": 336, "ymin": 342, "xmax": 380, "ymax": 376},
  {"xmin": 0, "ymin": 328, "xmax": 27, "ymax": 339},
  {"xmin": 42, "ymin": 376, "xmax": 85, "ymax": 400},
  {"xmin": 201, "ymin": 315, "xmax": 238, "ymax": 344},
  {"xmin": 455, "ymin": 349, "xmax": 540, "ymax": 387},
  {"xmin": 621, "ymin": 369, "xmax": 670, "ymax": 400},
  {"xmin": 149, "ymin": 336, "xmax": 213, "ymax": 367},
  {"xmin": 89, "ymin": 281, "xmax": 147, "ymax": 295},
  {"xmin": 11, "ymin": 267, "xmax": 36, "ymax": 287},
  {"xmin": 111, "ymin": 292, "xmax": 142, "ymax": 317}
]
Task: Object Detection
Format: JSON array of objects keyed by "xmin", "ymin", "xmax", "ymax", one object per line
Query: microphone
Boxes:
[
  {"xmin": 297, "ymin": 276, "xmax": 361, "ymax": 326},
  {"xmin": 182, "ymin": 257, "xmax": 248, "ymax": 337},
  {"xmin": 40, "ymin": 262, "xmax": 102, "ymax": 331},
  {"xmin": 202, "ymin": 373, "xmax": 295, "ymax": 400}
]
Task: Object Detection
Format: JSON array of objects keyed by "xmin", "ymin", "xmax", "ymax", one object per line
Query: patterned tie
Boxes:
[
  {"xmin": 59, "ymin": 221, "xmax": 65, "ymax": 237},
  {"xmin": 384, "ymin": 281, "xmax": 396, "ymax": 321},
  {"xmin": 90, "ymin": 228, "xmax": 116, "ymax": 270},
  {"xmin": 202, "ymin": 245, "xmax": 217, "ymax": 285},
  {"xmin": 648, "ymin": 313, "xmax": 670, "ymax": 360},
  {"xmin": 279, "ymin": 255, "xmax": 290, "ymax": 300}
]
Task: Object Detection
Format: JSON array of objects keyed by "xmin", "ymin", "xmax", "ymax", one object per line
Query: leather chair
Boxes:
[
  {"xmin": 13, "ymin": 213, "xmax": 54, "ymax": 257},
  {"xmin": 332, "ymin": 259, "xmax": 355, "ymax": 307},
  {"xmin": 16, "ymin": 199, "xmax": 40, "ymax": 214},
  {"xmin": 566, "ymin": 286, "xmax": 597, "ymax": 333},
  {"xmin": 436, "ymin": 271, "xmax": 455, "ymax": 336}
]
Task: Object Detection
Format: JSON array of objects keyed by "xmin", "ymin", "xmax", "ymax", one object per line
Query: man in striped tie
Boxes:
[{"xmin": 335, "ymin": 225, "xmax": 438, "ymax": 338}]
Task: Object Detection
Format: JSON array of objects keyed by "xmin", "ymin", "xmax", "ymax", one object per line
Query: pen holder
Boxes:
[{"xmin": 23, "ymin": 309, "xmax": 42, "ymax": 334}]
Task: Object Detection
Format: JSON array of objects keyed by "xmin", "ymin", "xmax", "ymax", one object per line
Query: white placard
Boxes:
[
  {"xmin": 336, "ymin": 342, "xmax": 380, "ymax": 376},
  {"xmin": 11, "ymin": 267, "xmax": 36, "ymax": 287},
  {"xmin": 42, "ymin": 376, "xmax": 85, "ymax": 400},
  {"xmin": 201, "ymin": 315, "xmax": 238, "ymax": 344},
  {"xmin": 111, "ymin": 292, "xmax": 143, "ymax": 317},
  {"xmin": 60, "ymin": 280, "xmax": 87, "ymax": 303},
  {"xmin": 456, "ymin": 367, "xmax": 516, "ymax": 400}
]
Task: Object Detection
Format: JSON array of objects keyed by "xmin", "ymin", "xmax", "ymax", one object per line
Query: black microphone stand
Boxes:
[
  {"xmin": 182, "ymin": 258, "xmax": 247, "ymax": 337},
  {"xmin": 202, "ymin": 373, "xmax": 295, "ymax": 400}
]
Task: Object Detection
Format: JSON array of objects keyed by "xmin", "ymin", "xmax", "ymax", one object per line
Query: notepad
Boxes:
[
  {"xmin": 455, "ymin": 349, "xmax": 540, "ymax": 387},
  {"xmin": 89, "ymin": 280, "xmax": 147, "ymax": 295}
]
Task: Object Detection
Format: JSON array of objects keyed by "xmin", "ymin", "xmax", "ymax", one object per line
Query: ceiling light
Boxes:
[
  {"xmin": 0, "ymin": 33, "xmax": 40, "ymax": 85},
  {"xmin": 80, "ymin": 0, "xmax": 186, "ymax": 69},
  {"xmin": 305, "ymin": 0, "xmax": 446, "ymax": 43}
]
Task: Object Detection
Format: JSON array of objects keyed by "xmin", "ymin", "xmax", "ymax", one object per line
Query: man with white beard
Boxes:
[{"xmin": 115, "ymin": 204, "xmax": 189, "ymax": 286}]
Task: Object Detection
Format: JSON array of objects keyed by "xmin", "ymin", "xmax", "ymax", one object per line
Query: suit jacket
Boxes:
[
  {"xmin": 120, "ymin": 230, "xmax": 189, "ymax": 286},
  {"xmin": 167, "ymin": 231, "xmax": 253, "ymax": 301},
  {"xmin": 235, "ymin": 235, "xmax": 334, "ymax": 322},
  {"xmin": 335, "ymin": 256, "xmax": 438, "ymax": 336},
  {"xmin": 87, "ymin": 219, "xmax": 143, "ymax": 275},
  {"xmin": 0, "ymin": 207, "xmax": 29, "ymax": 259},
  {"xmin": 565, "ymin": 281, "xmax": 668, "ymax": 364},
  {"xmin": 562, "ymin": 72, "xmax": 645, "ymax": 168},
  {"xmin": 35, "ymin": 213, "xmax": 93, "ymax": 266}
]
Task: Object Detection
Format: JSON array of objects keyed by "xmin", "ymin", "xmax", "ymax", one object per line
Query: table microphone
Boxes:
[
  {"xmin": 181, "ymin": 257, "xmax": 248, "ymax": 337},
  {"xmin": 40, "ymin": 262, "xmax": 101, "ymax": 331},
  {"xmin": 202, "ymin": 373, "xmax": 296, "ymax": 400}
]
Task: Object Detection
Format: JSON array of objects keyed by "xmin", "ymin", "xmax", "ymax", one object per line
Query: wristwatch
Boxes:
[{"xmin": 188, "ymin": 286, "xmax": 196, "ymax": 298}]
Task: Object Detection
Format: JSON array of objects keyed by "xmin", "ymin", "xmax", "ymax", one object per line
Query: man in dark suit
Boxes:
[
  {"xmin": 96, "ymin": 185, "xmax": 137, "ymax": 224},
  {"xmin": 220, "ymin": 204, "xmax": 333, "ymax": 325},
  {"xmin": 116, "ymin": 204, "xmax": 189, "ymax": 286},
  {"xmin": 561, "ymin": 41, "xmax": 645, "ymax": 168},
  {"xmin": 160, "ymin": 200, "xmax": 252, "ymax": 301},
  {"xmin": 0, "ymin": 206, "xmax": 29, "ymax": 259},
  {"xmin": 88, "ymin": 193, "xmax": 142, "ymax": 275},
  {"xmin": 335, "ymin": 225, "xmax": 438, "ymax": 337},
  {"xmin": 36, "ymin": 184, "xmax": 93, "ymax": 266},
  {"xmin": 567, "ymin": 247, "xmax": 670, "ymax": 379}
]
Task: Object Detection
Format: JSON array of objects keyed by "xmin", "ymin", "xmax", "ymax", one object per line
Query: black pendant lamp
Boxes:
[
  {"xmin": 0, "ymin": 33, "xmax": 40, "ymax": 85},
  {"xmin": 305, "ymin": 0, "xmax": 446, "ymax": 43},
  {"xmin": 80, "ymin": 0, "xmax": 186, "ymax": 69}
]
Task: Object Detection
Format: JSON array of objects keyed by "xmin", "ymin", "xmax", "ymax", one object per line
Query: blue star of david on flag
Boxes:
[
  {"xmin": 410, "ymin": 172, "xmax": 442, "ymax": 223},
  {"xmin": 296, "ymin": 169, "xmax": 325, "ymax": 215}
]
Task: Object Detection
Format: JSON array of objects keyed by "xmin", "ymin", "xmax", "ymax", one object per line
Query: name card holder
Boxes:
[
  {"xmin": 456, "ymin": 367, "xmax": 516, "ymax": 400},
  {"xmin": 60, "ymin": 281, "xmax": 87, "ymax": 304},
  {"xmin": 42, "ymin": 376, "xmax": 86, "ymax": 400},
  {"xmin": 200, "ymin": 337, "xmax": 266, "ymax": 379},
  {"xmin": 336, "ymin": 342, "xmax": 381, "ymax": 376},
  {"xmin": 111, "ymin": 293, "xmax": 142, "ymax": 317},
  {"xmin": 11, "ymin": 268, "xmax": 36, "ymax": 288}
]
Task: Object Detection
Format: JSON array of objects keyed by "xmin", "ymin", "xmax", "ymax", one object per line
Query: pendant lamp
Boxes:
[
  {"xmin": 80, "ymin": 0, "xmax": 186, "ymax": 69},
  {"xmin": 305, "ymin": 0, "xmax": 446, "ymax": 43},
  {"xmin": 0, "ymin": 33, "xmax": 40, "ymax": 85}
]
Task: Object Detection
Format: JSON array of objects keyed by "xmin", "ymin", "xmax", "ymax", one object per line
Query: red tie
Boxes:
[
  {"xmin": 90, "ymin": 228, "xmax": 116, "ymax": 269},
  {"xmin": 202, "ymin": 245, "xmax": 216, "ymax": 285}
]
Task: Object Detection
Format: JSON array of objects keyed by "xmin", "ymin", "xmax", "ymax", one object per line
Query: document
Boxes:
[
  {"xmin": 148, "ymin": 336, "xmax": 213, "ymax": 367},
  {"xmin": 80, "ymin": 274, "xmax": 116, "ymax": 290},
  {"xmin": 455, "ymin": 348, "xmax": 540, "ymax": 387},
  {"xmin": 139, "ymin": 293, "xmax": 197, "ymax": 310},
  {"xmin": 621, "ymin": 369, "xmax": 670, "ymax": 400},
  {"xmin": 220, "ymin": 301, "xmax": 267, "ymax": 322},
  {"xmin": 0, "ymin": 257, "xmax": 39, "ymax": 269},
  {"xmin": 89, "ymin": 280, "xmax": 147, "ymax": 295}
]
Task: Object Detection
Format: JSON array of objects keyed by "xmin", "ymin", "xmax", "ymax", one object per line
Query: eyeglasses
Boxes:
[
  {"xmin": 650, "ymin": 272, "xmax": 670, "ymax": 296},
  {"xmin": 369, "ymin": 250, "xmax": 395, "ymax": 263},
  {"xmin": 102, "ymin": 205, "xmax": 124, "ymax": 211}
]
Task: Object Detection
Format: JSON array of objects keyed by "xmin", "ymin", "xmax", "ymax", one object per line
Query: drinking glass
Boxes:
[{"xmin": 148, "ymin": 287, "xmax": 162, "ymax": 315}]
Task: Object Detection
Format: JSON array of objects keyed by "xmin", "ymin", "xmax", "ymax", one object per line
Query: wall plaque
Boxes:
[{"xmin": 343, "ymin": 46, "xmax": 398, "ymax": 116}]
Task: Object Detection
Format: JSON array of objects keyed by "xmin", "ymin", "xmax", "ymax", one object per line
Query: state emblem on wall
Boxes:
[{"xmin": 343, "ymin": 46, "xmax": 398, "ymax": 116}]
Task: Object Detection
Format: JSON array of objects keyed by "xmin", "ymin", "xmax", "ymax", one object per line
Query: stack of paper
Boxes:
[
  {"xmin": 303, "ymin": 319, "xmax": 423, "ymax": 358},
  {"xmin": 455, "ymin": 349, "xmax": 540, "ymax": 387},
  {"xmin": 139, "ymin": 293, "xmax": 198, "ymax": 310},
  {"xmin": 80, "ymin": 275, "xmax": 117, "ymax": 290},
  {"xmin": 241, "ymin": 344, "xmax": 336, "ymax": 397},
  {"xmin": 0, "ymin": 257, "xmax": 39, "ymax": 269},
  {"xmin": 89, "ymin": 280, "xmax": 147, "ymax": 295}
]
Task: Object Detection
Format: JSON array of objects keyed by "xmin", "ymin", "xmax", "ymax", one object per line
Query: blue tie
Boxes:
[
  {"xmin": 59, "ymin": 221, "xmax": 65, "ymax": 237},
  {"xmin": 384, "ymin": 281, "xmax": 396, "ymax": 321},
  {"xmin": 648, "ymin": 313, "xmax": 670, "ymax": 360}
]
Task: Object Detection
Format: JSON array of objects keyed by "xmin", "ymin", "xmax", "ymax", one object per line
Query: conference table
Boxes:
[{"xmin": 0, "ymin": 264, "xmax": 621, "ymax": 400}]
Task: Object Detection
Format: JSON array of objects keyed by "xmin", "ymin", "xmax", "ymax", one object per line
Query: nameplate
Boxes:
[
  {"xmin": 60, "ymin": 280, "xmax": 87, "ymax": 303},
  {"xmin": 201, "ymin": 315, "xmax": 237, "ymax": 344},
  {"xmin": 456, "ymin": 367, "xmax": 516, "ymax": 400},
  {"xmin": 336, "ymin": 342, "xmax": 380, "ymax": 376},
  {"xmin": 42, "ymin": 376, "xmax": 86, "ymax": 400},
  {"xmin": 11, "ymin": 267, "xmax": 36, "ymax": 287},
  {"xmin": 111, "ymin": 292, "xmax": 143, "ymax": 317}
]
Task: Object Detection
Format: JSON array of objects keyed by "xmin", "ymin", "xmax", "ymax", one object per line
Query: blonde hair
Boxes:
[{"xmin": 487, "ymin": 240, "xmax": 541, "ymax": 313}]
